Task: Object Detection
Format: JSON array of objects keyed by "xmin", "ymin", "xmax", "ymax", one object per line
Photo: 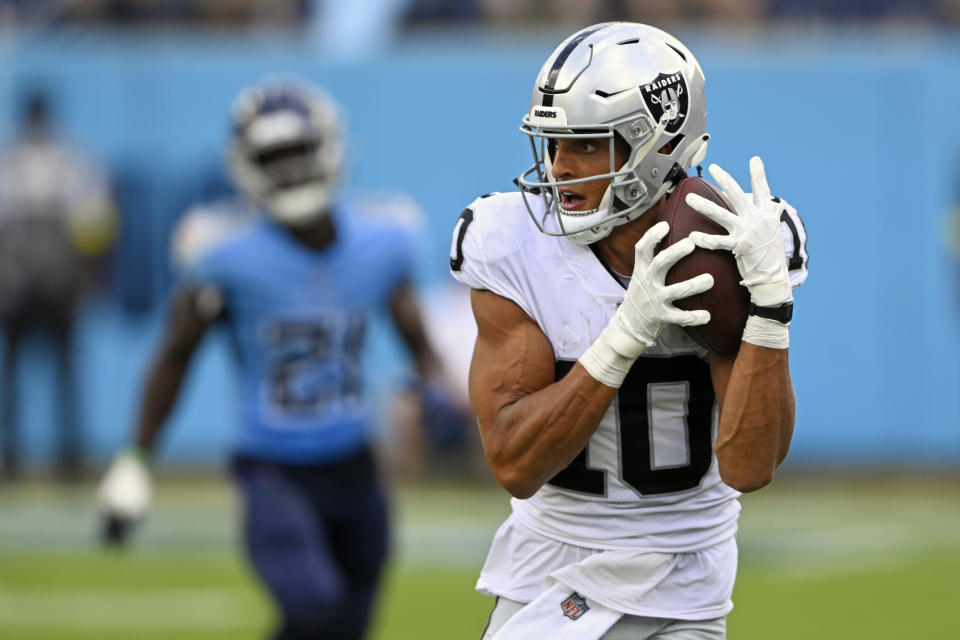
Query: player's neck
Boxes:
[
  {"xmin": 285, "ymin": 215, "xmax": 337, "ymax": 251},
  {"xmin": 591, "ymin": 199, "xmax": 664, "ymax": 276}
]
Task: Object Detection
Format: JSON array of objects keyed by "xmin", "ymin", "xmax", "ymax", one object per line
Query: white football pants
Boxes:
[{"xmin": 482, "ymin": 586, "xmax": 726, "ymax": 640}]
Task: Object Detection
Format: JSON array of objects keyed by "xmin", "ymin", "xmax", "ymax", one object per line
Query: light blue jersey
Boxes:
[{"xmin": 183, "ymin": 201, "xmax": 413, "ymax": 464}]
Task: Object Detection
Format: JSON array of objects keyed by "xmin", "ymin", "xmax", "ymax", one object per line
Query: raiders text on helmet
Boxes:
[
  {"xmin": 227, "ymin": 77, "xmax": 344, "ymax": 226},
  {"xmin": 517, "ymin": 22, "xmax": 710, "ymax": 245}
]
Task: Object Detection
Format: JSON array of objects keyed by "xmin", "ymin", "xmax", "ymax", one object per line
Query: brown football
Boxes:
[{"xmin": 655, "ymin": 176, "xmax": 748, "ymax": 357}]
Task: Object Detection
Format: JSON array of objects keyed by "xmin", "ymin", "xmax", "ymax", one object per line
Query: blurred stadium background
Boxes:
[{"xmin": 1, "ymin": 1, "xmax": 959, "ymax": 638}]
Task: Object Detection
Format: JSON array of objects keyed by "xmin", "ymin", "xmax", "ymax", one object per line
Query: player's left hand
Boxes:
[
  {"xmin": 97, "ymin": 450, "xmax": 152, "ymax": 548},
  {"xmin": 684, "ymin": 156, "xmax": 792, "ymax": 308}
]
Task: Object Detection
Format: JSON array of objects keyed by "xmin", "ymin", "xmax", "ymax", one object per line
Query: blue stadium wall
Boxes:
[{"xmin": 2, "ymin": 28, "xmax": 959, "ymax": 469}]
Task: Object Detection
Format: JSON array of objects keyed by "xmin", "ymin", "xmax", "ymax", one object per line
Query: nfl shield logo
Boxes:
[{"xmin": 560, "ymin": 592, "xmax": 590, "ymax": 620}]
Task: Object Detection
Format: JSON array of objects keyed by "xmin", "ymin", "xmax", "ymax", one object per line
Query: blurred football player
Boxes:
[
  {"xmin": 0, "ymin": 87, "xmax": 117, "ymax": 480},
  {"xmin": 450, "ymin": 23, "xmax": 809, "ymax": 639},
  {"xmin": 98, "ymin": 78, "xmax": 465, "ymax": 640}
]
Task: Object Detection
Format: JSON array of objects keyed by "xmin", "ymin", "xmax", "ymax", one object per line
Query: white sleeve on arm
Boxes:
[
  {"xmin": 778, "ymin": 199, "xmax": 809, "ymax": 290},
  {"xmin": 449, "ymin": 194, "xmax": 536, "ymax": 319}
]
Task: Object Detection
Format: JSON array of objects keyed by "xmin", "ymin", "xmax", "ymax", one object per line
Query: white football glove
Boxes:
[
  {"xmin": 97, "ymin": 450, "xmax": 152, "ymax": 546},
  {"xmin": 579, "ymin": 221, "xmax": 714, "ymax": 388},
  {"xmin": 685, "ymin": 157, "xmax": 792, "ymax": 349}
]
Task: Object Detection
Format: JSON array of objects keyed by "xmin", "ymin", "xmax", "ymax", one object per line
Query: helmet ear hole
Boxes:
[
  {"xmin": 613, "ymin": 133, "xmax": 631, "ymax": 169},
  {"xmin": 658, "ymin": 134, "xmax": 684, "ymax": 156}
]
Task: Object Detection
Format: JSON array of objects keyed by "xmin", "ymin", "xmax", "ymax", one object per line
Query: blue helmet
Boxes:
[{"xmin": 227, "ymin": 77, "xmax": 344, "ymax": 226}]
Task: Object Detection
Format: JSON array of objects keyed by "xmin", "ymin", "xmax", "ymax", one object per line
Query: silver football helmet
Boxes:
[
  {"xmin": 517, "ymin": 22, "xmax": 709, "ymax": 245},
  {"xmin": 227, "ymin": 77, "xmax": 344, "ymax": 227}
]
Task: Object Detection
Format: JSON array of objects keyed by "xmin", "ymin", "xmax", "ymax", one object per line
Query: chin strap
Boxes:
[{"xmin": 513, "ymin": 175, "xmax": 542, "ymax": 195}]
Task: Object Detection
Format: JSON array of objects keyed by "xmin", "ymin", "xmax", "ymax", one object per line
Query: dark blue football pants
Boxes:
[{"xmin": 232, "ymin": 448, "xmax": 389, "ymax": 640}]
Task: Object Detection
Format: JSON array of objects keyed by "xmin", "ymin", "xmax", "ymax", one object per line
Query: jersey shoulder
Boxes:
[
  {"xmin": 171, "ymin": 197, "xmax": 260, "ymax": 271},
  {"xmin": 449, "ymin": 191, "xmax": 541, "ymax": 286},
  {"xmin": 776, "ymin": 197, "xmax": 809, "ymax": 290},
  {"xmin": 177, "ymin": 206, "xmax": 269, "ymax": 289},
  {"xmin": 448, "ymin": 191, "xmax": 572, "ymax": 324}
]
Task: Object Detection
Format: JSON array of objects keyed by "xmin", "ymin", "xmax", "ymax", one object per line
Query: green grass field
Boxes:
[{"xmin": 1, "ymin": 474, "xmax": 958, "ymax": 639}]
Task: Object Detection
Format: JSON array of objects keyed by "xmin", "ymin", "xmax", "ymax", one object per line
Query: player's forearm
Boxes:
[
  {"xmin": 389, "ymin": 281, "xmax": 444, "ymax": 381},
  {"xmin": 479, "ymin": 364, "xmax": 617, "ymax": 498},
  {"xmin": 131, "ymin": 289, "xmax": 213, "ymax": 454},
  {"xmin": 133, "ymin": 352, "xmax": 191, "ymax": 454},
  {"xmin": 715, "ymin": 343, "xmax": 795, "ymax": 493}
]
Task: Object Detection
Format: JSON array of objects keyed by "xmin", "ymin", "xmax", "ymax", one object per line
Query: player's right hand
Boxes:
[
  {"xmin": 97, "ymin": 450, "xmax": 152, "ymax": 547},
  {"xmin": 685, "ymin": 157, "xmax": 792, "ymax": 308},
  {"xmin": 611, "ymin": 221, "xmax": 714, "ymax": 356}
]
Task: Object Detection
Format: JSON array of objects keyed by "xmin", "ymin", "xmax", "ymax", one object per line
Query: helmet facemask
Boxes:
[{"xmin": 518, "ymin": 109, "xmax": 674, "ymax": 245}]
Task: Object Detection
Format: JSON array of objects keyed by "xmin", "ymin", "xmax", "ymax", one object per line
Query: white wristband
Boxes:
[
  {"xmin": 742, "ymin": 315, "xmax": 790, "ymax": 349},
  {"xmin": 578, "ymin": 323, "xmax": 645, "ymax": 388}
]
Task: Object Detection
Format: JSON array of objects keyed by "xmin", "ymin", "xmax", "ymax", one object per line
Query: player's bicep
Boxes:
[
  {"xmin": 468, "ymin": 288, "xmax": 555, "ymax": 428},
  {"xmin": 387, "ymin": 279, "xmax": 444, "ymax": 379},
  {"xmin": 388, "ymin": 280, "xmax": 428, "ymax": 350}
]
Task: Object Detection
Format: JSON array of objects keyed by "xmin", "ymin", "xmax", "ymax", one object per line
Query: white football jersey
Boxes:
[{"xmin": 450, "ymin": 191, "xmax": 809, "ymax": 553}]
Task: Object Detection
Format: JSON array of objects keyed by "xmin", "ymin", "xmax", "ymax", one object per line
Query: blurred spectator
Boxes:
[
  {"xmin": 476, "ymin": 0, "xmax": 766, "ymax": 28},
  {"xmin": 0, "ymin": 0, "xmax": 61, "ymax": 24},
  {"xmin": 307, "ymin": 0, "xmax": 415, "ymax": 57},
  {"xmin": 769, "ymin": 0, "xmax": 939, "ymax": 22},
  {"xmin": 402, "ymin": 0, "xmax": 482, "ymax": 25},
  {"xmin": 946, "ymin": 150, "xmax": 960, "ymax": 316},
  {"xmin": 420, "ymin": 0, "xmax": 942, "ymax": 27},
  {"xmin": 0, "ymin": 0, "xmax": 952, "ymax": 28},
  {"xmin": 0, "ymin": 88, "xmax": 117, "ymax": 480},
  {"xmin": 0, "ymin": 0, "xmax": 311, "ymax": 28}
]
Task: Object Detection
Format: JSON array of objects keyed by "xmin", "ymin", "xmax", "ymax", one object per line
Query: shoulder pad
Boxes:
[
  {"xmin": 449, "ymin": 192, "xmax": 530, "ymax": 273},
  {"xmin": 171, "ymin": 198, "xmax": 257, "ymax": 270}
]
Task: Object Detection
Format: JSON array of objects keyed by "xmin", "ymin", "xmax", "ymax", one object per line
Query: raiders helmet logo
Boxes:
[{"xmin": 640, "ymin": 72, "xmax": 688, "ymax": 134}]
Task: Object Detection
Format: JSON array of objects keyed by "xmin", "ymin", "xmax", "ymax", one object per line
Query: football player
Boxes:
[
  {"xmin": 98, "ymin": 78, "xmax": 464, "ymax": 640},
  {"xmin": 449, "ymin": 23, "xmax": 809, "ymax": 639}
]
